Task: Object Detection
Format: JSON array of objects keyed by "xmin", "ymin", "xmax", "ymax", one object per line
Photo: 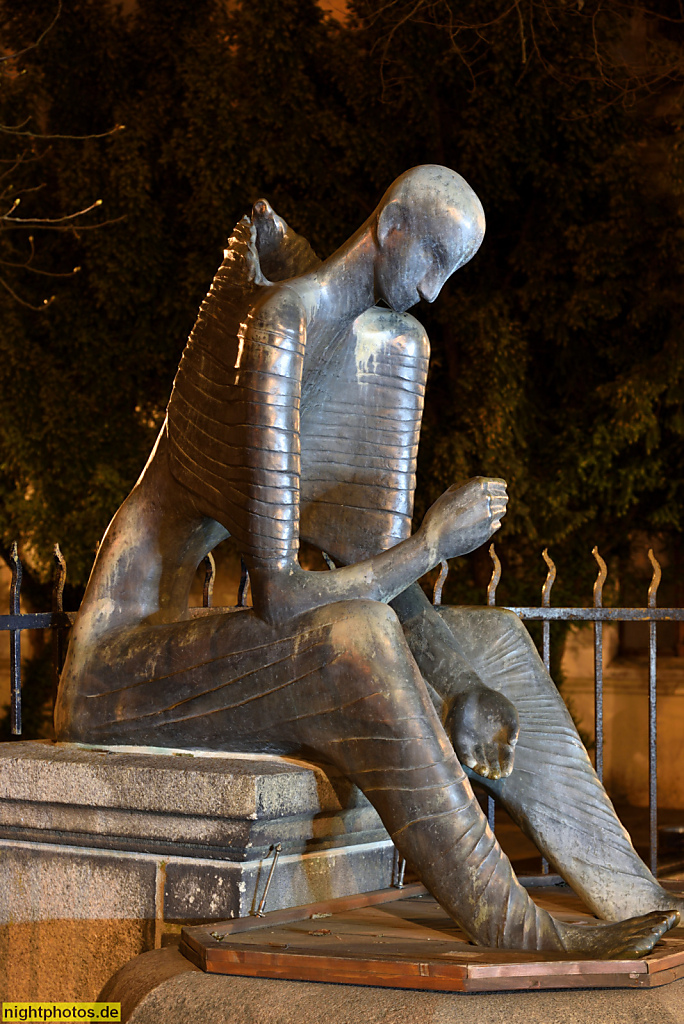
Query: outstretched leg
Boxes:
[
  {"xmin": 435, "ymin": 605, "xmax": 684, "ymax": 922},
  {"xmin": 60, "ymin": 598, "xmax": 676, "ymax": 954}
]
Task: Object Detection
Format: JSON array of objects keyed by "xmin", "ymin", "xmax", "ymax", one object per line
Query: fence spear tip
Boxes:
[{"xmin": 647, "ymin": 549, "xmax": 662, "ymax": 609}]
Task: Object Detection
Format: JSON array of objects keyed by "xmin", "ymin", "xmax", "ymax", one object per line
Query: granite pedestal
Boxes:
[{"xmin": 0, "ymin": 741, "xmax": 393, "ymax": 1001}]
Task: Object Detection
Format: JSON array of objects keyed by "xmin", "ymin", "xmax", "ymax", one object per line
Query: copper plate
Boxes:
[{"xmin": 179, "ymin": 882, "xmax": 684, "ymax": 992}]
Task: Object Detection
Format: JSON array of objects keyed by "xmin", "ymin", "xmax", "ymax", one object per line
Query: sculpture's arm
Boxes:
[
  {"xmin": 249, "ymin": 476, "xmax": 508, "ymax": 625},
  {"xmin": 391, "ymin": 583, "xmax": 520, "ymax": 780}
]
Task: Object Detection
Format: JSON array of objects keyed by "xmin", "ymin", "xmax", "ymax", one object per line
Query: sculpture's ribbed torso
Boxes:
[{"xmin": 167, "ymin": 216, "xmax": 429, "ymax": 568}]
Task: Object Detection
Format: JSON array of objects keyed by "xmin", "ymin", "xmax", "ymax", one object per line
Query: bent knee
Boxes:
[
  {"xmin": 330, "ymin": 598, "xmax": 402, "ymax": 648},
  {"xmin": 354, "ymin": 308, "xmax": 430, "ymax": 365},
  {"xmin": 324, "ymin": 598, "xmax": 418, "ymax": 674},
  {"xmin": 324, "ymin": 599, "xmax": 440, "ymax": 727}
]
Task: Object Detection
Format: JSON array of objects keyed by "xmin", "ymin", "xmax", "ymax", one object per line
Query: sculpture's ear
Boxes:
[{"xmin": 376, "ymin": 201, "xmax": 408, "ymax": 249}]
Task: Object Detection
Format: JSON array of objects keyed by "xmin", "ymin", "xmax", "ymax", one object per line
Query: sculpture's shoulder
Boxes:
[{"xmin": 245, "ymin": 278, "xmax": 310, "ymax": 333}]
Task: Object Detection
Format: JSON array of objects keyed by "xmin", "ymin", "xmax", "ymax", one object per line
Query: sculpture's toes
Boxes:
[{"xmin": 557, "ymin": 910, "xmax": 679, "ymax": 960}]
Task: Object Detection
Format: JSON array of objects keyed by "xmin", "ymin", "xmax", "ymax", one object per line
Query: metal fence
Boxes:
[{"xmin": 2, "ymin": 540, "xmax": 684, "ymax": 879}]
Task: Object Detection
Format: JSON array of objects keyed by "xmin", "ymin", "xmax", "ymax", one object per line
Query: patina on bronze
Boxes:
[{"xmin": 55, "ymin": 165, "xmax": 681, "ymax": 957}]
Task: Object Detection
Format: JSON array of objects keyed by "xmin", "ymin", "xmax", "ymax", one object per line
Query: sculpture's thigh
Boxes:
[
  {"xmin": 63, "ymin": 599, "xmax": 449, "ymax": 769},
  {"xmin": 437, "ymin": 606, "xmax": 660, "ymax": 918}
]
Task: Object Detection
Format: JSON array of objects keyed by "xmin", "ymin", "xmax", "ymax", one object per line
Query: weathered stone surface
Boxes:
[
  {"xmin": 1, "ymin": 919, "xmax": 153, "ymax": 1005},
  {"xmin": 164, "ymin": 839, "xmax": 395, "ymax": 921},
  {"xmin": 0, "ymin": 839, "xmax": 158, "ymax": 923},
  {"xmin": 0, "ymin": 834, "xmax": 394, "ymax": 930},
  {"xmin": 0, "ymin": 742, "xmax": 327, "ymax": 817},
  {"xmin": 0, "ymin": 838, "xmax": 394, "ymax": 1001},
  {"xmin": 0, "ymin": 741, "xmax": 386, "ymax": 858},
  {"xmin": 101, "ymin": 947, "xmax": 684, "ymax": 1024},
  {"xmin": 0, "ymin": 841, "xmax": 158, "ymax": 1002}
]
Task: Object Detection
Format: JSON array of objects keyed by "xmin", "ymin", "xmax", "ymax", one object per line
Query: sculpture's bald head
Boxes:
[{"xmin": 372, "ymin": 165, "xmax": 485, "ymax": 313}]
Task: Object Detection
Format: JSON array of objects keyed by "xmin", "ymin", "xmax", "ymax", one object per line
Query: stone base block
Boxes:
[
  {"xmin": 0, "ymin": 740, "xmax": 388, "ymax": 860},
  {"xmin": 0, "ymin": 741, "xmax": 394, "ymax": 1001},
  {"xmin": 100, "ymin": 948, "xmax": 684, "ymax": 1024}
]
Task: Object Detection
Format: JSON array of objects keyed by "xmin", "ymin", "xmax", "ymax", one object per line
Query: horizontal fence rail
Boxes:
[
  {"xmin": 0, "ymin": 613, "xmax": 76, "ymax": 630},
  {"xmin": 506, "ymin": 608, "xmax": 684, "ymax": 621}
]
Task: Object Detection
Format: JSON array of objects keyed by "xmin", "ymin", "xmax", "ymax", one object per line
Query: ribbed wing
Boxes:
[{"xmin": 167, "ymin": 214, "xmax": 314, "ymax": 569}]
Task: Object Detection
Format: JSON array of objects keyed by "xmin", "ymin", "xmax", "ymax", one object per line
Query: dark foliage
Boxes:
[{"xmin": 0, "ymin": 0, "xmax": 682, "ymax": 621}]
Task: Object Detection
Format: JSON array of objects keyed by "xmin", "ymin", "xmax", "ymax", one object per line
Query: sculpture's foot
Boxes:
[{"xmin": 555, "ymin": 910, "xmax": 679, "ymax": 960}]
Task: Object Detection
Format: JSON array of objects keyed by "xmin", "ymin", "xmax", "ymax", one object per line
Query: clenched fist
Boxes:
[
  {"xmin": 421, "ymin": 477, "xmax": 508, "ymax": 562},
  {"xmin": 447, "ymin": 684, "xmax": 520, "ymax": 780}
]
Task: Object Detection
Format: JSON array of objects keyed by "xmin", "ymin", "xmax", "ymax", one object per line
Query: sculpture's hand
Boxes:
[
  {"xmin": 422, "ymin": 477, "xmax": 508, "ymax": 561},
  {"xmin": 447, "ymin": 684, "xmax": 520, "ymax": 780}
]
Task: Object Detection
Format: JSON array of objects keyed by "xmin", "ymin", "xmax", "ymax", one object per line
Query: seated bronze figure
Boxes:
[{"xmin": 55, "ymin": 165, "xmax": 681, "ymax": 956}]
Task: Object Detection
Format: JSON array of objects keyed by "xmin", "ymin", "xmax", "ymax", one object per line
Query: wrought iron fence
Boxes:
[{"xmin": 2, "ymin": 540, "xmax": 683, "ymax": 879}]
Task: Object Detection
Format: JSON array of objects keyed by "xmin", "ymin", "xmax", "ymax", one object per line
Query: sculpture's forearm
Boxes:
[
  {"xmin": 391, "ymin": 583, "xmax": 484, "ymax": 699},
  {"xmin": 250, "ymin": 478, "xmax": 507, "ymax": 626},
  {"xmin": 249, "ymin": 527, "xmax": 439, "ymax": 625}
]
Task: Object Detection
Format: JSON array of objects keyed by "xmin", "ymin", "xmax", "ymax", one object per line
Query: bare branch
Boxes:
[
  {"xmin": 0, "ymin": 258, "xmax": 80, "ymax": 278},
  {"xmin": 0, "ymin": 1, "xmax": 62, "ymax": 63},
  {"xmin": 0, "ymin": 274, "xmax": 54, "ymax": 310},
  {"xmin": 2, "ymin": 198, "xmax": 103, "ymax": 224},
  {"xmin": 0, "ymin": 123, "xmax": 125, "ymax": 140},
  {"xmin": 3, "ymin": 182, "xmax": 46, "ymax": 202},
  {"xmin": 516, "ymin": 1, "xmax": 527, "ymax": 65},
  {"xmin": 0, "ymin": 117, "xmax": 31, "ymax": 132},
  {"xmin": 2, "ymin": 214, "xmax": 127, "ymax": 233}
]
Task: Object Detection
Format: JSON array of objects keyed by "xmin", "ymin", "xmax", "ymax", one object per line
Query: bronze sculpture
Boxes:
[{"xmin": 55, "ymin": 165, "xmax": 682, "ymax": 956}]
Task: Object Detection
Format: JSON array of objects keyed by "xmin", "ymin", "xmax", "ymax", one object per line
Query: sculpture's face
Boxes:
[{"xmin": 375, "ymin": 199, "xmax": 484, "ymax": 313}]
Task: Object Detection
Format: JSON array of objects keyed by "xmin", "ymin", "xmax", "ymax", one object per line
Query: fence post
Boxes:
[
  {"xmin": 9, "ymin": 542, "xmax": 22, "ymax": 736},
  {"xmin": 540, "ymin": 548, "xmax": 556, "ymax": 876},
  {"xmin": 485, "ymin": 545, "xmax": 501, "ymax": 833},
  {"xmin": 647, "ymin": 550, "xmax": 661, "ymax": 877},
  {"xmin": 592, "ymin": 547, "xmax": 607, "ymax": 783},
  {"xmin": 541, "ymin": 549, "xmax": 556, "ymax": 673},
  {"xmin": 202, "ymin": 551, "xmax": 215, "ymax": 608}
]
